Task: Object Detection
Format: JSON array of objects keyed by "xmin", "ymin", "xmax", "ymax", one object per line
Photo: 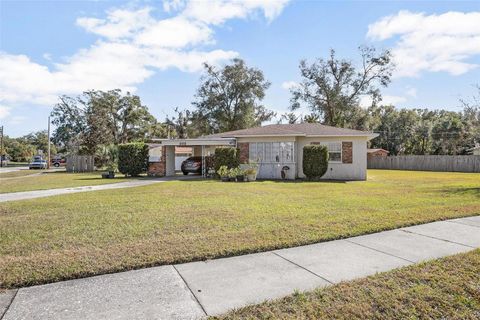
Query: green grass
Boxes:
[
  {"xmin": 0, "ymin": 170, "xmax": 40, "ymax": 178},
  {"xmin": 0, "ymin": 170, "xmax": 479, "ymax": 288},
  {"xmin": 0, "ymin": 171, "xmax": 134, "ymax": 193},
  {"xmin": 214, "ymin": 249, "xmax": 480, "ymax": 319}
]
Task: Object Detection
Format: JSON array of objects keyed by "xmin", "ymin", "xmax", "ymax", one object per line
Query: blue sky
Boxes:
[{"xmin": 1, "ymin": 0, "xmax": 479, "ymax": 137}]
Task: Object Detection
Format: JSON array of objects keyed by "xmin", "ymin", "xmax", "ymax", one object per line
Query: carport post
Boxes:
[{"xmin": 201, "ymin": 145, "xmax": 205, "ymax": 177}]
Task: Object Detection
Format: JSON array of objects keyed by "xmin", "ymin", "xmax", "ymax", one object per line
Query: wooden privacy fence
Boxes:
[
  {"xmin": 66, "ymin": 155, "xmax": 95, "ymax": 172},
  {"xmin": 368, "ymin": 155, "xmax": 480, "ymax": 173}
]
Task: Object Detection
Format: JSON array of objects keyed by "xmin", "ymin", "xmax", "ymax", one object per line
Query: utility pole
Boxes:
[
  {"xmin": 0, "ymin": 126, "xmax": 3, "ymax": 168},
  {"xmin": 47, "ymin": 116, "xmax": 51, "ymax": 169}
]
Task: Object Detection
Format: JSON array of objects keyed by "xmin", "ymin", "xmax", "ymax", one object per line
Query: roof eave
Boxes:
[
  {"xmin": 305, "ymin": 133, "xmax": 379, "ymax": 140},
  {"xmin": 223, "ymin": 133, "xmax": 304, "ymax": 138}
]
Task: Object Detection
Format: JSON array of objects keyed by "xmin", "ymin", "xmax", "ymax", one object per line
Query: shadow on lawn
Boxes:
[
  {"xmin": 74, "ymin": 176, "xmax": 151, "ymax": 181},
  {"xmin": 175, "ymin": 177, "xmax": 348, "ymax": 184},
  {"xmin": 440, "ymin": 187, "xmax": 480, "ymax": 197}
]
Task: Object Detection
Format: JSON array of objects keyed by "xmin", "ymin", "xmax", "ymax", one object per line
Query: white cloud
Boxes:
[
  {"xmin": 367, "ymin": 10, "xmax": 480, "ymax": 77},
  {"xmin": 382, "ymin": 95, "xmax": 407, "ymax": 105},
  {"xmin": 76, "ymin": 7, "xmax": 154, "ymax": 40},
  {"xmin": 182, "ymin": 0, "xmax": 291, "ymax": 25},
  {"xmin": 281, "ymin": 81, "xmax": 299, "ymax": 90},
  {"xmin": 135, "ymin": 17, "xmax": 213, "ymax": 48},
  {"xmin": 0, "ymin": 1, "xmax": 290, "ymax": 107},
  {"xmin": 0, "ymin": 105, "xmax": 11, "ymax": 119},
  {"xmin": 360, "ymin": 94, "xmax": 407, "ymax": 107}
]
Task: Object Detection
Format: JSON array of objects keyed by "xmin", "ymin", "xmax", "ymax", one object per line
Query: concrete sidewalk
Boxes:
[
  {"xmin": 0, "ymin": 175, "xmax": 200, "ymax": 202},
  {"xmin": 1, "ymin": 216, "xmax": 479, "ymax": 319}
]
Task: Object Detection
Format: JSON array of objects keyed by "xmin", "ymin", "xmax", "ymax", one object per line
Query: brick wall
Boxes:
[
  {"xmin": 148, "ymin": 161, "xmax": 165, "ymax": 176},
  {"xmin": 148, "ymin": 146, "xmax": 166, "ymax": 176},
  {"xmin": 342, "ymin": 141, "xmax": 353, "ymax": 164},
  {"xmin": 238, "ymin": 142, "xmax": 249, "ymax": 164}
]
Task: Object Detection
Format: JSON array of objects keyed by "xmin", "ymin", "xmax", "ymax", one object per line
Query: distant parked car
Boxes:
[
  {"xmin": 51, "ymin": 157, "xmax": 66, "ymax": 167},
  {"xmin": 181, "ymin": 156, "xmax": 202, "ymax": 175},
  {"xmin": 29, "ymin": 159, "xmax": 47, "ymax": 169}
]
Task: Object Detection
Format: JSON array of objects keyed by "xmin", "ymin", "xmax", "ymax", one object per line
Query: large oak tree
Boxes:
[
  {"xmin": 51, "ymin": 89, "xmax": 159, "ymax": 153},
  {"xmin": 290, "ymin": 46, "xmax": 393, "ymax": 129},
  {"xmin": 192, "ymin": 58, "xmax": 274, "ymax": 135}
]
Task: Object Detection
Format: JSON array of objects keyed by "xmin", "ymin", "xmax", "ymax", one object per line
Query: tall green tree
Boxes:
[
  {"xmin": 23, "ymin": 130, "xmax": 57, "ymax": 156},
  {"xmin": 1, "ymin": 136, "xmax": 36, "ymax": 162},
  {"xmin": 51, "ymin": 90, "xmax": 158, "ymax": 153},
  {"xmin": 431, "ymin": 111, "xmax": 467, "ymax": 155},
  {"xmin": 165, "ymin": 108, "xmax": 192, "ymax": 139},
  {"xmin": 368, "ymin": 105, "xmax": 478, "ymax": 155},
  {"xmin": 50, "ymin": 95, "xmax": 87, "ymax": 152},
  {"xmin": 192, "ymin": 58, "xmax": 274, "ymax": 134},
  {"xmin": 290, "ymin": 46, "xmax": 393, "ymax": 129},
  {"xmin": 460, "ymin": 85, "xmax": 480, "ymax": 150}
]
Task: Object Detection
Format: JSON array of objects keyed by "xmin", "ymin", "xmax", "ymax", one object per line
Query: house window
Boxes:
[
  {"xmin": 249, "ymin": 142, "xmax": 295, "ymax": 163},
  {"xmin": 324, "ymin": 142, "xmax": 342, "ymax": 162}
]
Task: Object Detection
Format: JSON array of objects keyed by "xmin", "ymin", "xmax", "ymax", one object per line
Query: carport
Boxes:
[{"xmin": 148, "ymin": 138, "xmax": 236, "ymax": 177}]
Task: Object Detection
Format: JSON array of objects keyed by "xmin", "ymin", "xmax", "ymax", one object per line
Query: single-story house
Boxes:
[
  {"xmin": 148, "ymin": 123, "xmax": 378, "ymax": 181},
  {"xmin": 367, "ymin": 148, "xmax": 389, "ymax": 159}
]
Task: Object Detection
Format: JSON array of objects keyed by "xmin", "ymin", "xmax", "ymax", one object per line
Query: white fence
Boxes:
[{"xmin": 368, "ymin": 155, "xmax": 480, "ymax": 173}]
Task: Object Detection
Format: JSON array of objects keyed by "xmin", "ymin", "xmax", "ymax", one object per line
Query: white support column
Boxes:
[{"xmin": 201, "ymin": 145, "xmax": 205, "ymax": 177}]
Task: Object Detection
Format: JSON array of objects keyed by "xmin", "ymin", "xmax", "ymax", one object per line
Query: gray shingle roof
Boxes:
[{"xmin": 204, "ymin": 123, "xmax": 376, "ymax": 138}]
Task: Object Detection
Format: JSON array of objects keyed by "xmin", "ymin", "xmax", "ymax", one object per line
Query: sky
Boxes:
[{"xmin": 1, "ymin": 0, "xmax": 479, "ymax": 137}]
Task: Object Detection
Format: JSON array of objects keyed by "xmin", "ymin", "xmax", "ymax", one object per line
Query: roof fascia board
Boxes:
[
  {"xmin": 149, "ymin": 138, "xmax": 236, "ymax": 146},
  {"xmin": 228, "ymin": 133, "xmax": 304, "ymax": 138}
]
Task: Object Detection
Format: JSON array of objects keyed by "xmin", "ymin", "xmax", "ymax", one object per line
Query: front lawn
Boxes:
[
  {"xmin": 0, "ymin": 170, "xmax": 40, "ymax": 178},
  {"xmin": 214, "ymin": 249, "xmax": 480, "ymax": 319},
  {"xmin": 0, "ymin": 170, "xmax": 479, "ymax": 288},
  {"xmin": 0, "ymin": 171, "xmax": 133, "ymax": 193}
]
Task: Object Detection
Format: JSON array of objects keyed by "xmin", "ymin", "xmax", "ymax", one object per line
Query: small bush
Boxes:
[
  {"xmin": 205, "ymin": 155, "xmax": 215, "ymax": 171},
  {"xmin": 303, "ymin": 145, "xmax": 328, "ymax": 180},
  {"xmin": 214, "ymin": 147, "xmax": 239, "ymax": 171},
  {"xmin": 217, "ymin": 165, "xmax": 229, "ymax": 178},
  {"xmin": 118, "ymin": 142, "xmax": 149, "ymax": 177}
]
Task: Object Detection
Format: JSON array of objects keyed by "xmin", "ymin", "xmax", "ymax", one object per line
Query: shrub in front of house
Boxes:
[
  {"xmin": 214, "ymin": 147, "xmax": 240, "ymax": 172},
  {"xmin": 217, "ymin": 165, "xmax": 229, "ymax": 181},
  {"xmin": 118, "ymin": 142, "xmax": 149, "ymax": 177},
  {"xmin": 303, "ymin": 145, "xmax": 328, "ymax": 180}
]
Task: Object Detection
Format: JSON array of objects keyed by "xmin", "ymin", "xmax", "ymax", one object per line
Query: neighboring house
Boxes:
[
  {"xmin": 150, "ymin": 123, "xmax": 378, "ymax": 181},
  {"xmin": 367, "ymin": 148, "xmax": 389, "ymax": 160}
]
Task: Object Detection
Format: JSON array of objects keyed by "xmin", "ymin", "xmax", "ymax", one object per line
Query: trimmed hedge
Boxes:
[
  {"xmin": 303, "ymin": 145, "xmax": 328, "ymax": 180},
  {"xmin": 118, "ymin": 142, "xmax": 149, "ymax": 177},
  {"xmin": 214, "ymin": 147, "xmax": 239, "ymax": 171}
]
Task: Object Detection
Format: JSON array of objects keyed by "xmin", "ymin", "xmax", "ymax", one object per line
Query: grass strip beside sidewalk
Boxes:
[{"xmin": 214, "ymin": 249, "xmax": 480, "ymax": 319}]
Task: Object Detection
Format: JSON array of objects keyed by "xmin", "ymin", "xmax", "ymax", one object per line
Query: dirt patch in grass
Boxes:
[
  {"xmin": 214, "ymin": 249, "xmax": 480, "ymax": 319},
  {"xmin": 0, "ymin": 170, "xmax": 479, "ymax": 288}
]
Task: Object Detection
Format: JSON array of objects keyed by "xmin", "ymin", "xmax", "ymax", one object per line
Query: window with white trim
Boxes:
[
  {"xmin": 323, "ymin": 142, "xmax": 342, "ymax": 162},
  {"xmin": 249, "ymin": 142, "xmax": 295, "ymax": 163}
]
